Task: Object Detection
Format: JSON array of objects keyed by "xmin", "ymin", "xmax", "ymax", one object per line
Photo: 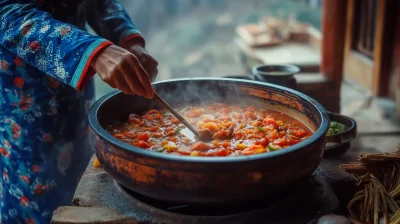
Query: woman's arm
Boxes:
[
  {"xmin": 0, "ymin": 0, "xmax": 112, "ymax": 91},
  {"xmin": 87, "ymin": 0, "xmax": 145, "ymax": 47},
  {"xmin": 87, "ymin": 0, "xmax": 159, "ymax": 83}
]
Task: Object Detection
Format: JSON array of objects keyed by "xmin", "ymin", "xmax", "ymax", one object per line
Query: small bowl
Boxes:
[
  {"xmin": 323, "ymin": 113, "xmax": 357, "ymax": 157},
  {"xmin": 252, "ymin": 64, "xmax": 300, "ymax": 89},
  {"xmin": 252, "ymin": 64, "xmax": 301, "ymax": 78}
]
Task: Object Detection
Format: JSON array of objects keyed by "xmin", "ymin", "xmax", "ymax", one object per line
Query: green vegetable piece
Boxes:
[
  {"xmin": 174, "ymin": 128, "xmax": 181, "ymax": 135},
  {"xmin": 326, "ymin": 121, "xmax": 346, "ymax": 136},
  {"xmin": 267, "ymin": 143, "xmax": 281, "ymax": 151},
  {"xmin": 155, "ymin": 148, "xmax": 164, "ymax": 152},
  {"xmin": 256, "ymin": 126, "xmax": 266, "ymax": 133}
]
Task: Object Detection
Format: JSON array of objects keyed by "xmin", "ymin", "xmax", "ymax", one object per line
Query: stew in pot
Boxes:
[{"xmin": 108, "ymin": 103, "xmax": 313, "ymax": 156}]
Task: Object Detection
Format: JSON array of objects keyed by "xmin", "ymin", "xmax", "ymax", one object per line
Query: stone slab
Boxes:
[
  {"xmin": 51, "ymin": 206, "xmax": 138, "ymax": 224},
  {"xmin": 69, "ymin": 157, "xmax": 355, "ymax": 224}
]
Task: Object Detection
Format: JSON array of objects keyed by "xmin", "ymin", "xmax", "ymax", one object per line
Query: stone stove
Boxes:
[{"xmin": 51, "ymin": 156, "xmax": 355, "ymax": 224}]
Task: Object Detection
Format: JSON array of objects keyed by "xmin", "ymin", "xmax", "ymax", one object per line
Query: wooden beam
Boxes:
[
  {"xmin": 372, "ymin": 0, "xmax": 395, "ymax": 96},
  {"xmin": 320, "ymin": 0, "xmax": 347, "ymax": 91}
]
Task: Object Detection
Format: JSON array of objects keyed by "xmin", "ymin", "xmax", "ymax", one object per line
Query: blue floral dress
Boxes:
[{"xmin": 0, "ymin": 1, "xmax": 144, "ymax": 223}]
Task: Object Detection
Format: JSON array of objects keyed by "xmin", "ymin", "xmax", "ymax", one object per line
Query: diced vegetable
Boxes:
[
  {"xmin": 326, "ymin": 121, "xmax": 346, "ymax": 136},
  {"xmin": 173, "ymin": 128, "xmax": 181, "ymax": 135},
  {"xmin": 291, "ymin": 128, "xmax": 307, "ymax": 138},
  {"xmin": 162, "ymin": 141, "xmax": 178, "ymax": 151},
  {"xmin": 190, "ymin": 151, "xmax": 199, "ymax": 156},
  {"xmin": 255, "ymin": 138, "xmax": 269, "ymax": 147},
  {"xmin": 155, "ymin": 148, "xmax": 165, "ymax": 152},
  {"xmin": 93, "ymin": 157, "xmax": 101, "ymax": 167},
  {"xmin": 133, "ymin": 140, "xmax": 151, "ymax": 148},
  {"xmin": 137, "ymin": 132, "xmax": 150, "ymax": 142},
  {"xmin": 256, "ymin": 126, "xmax": 266, "ymax": 133},
  {"xmin": 254, "ymin": 148, "xmax": 267, "ymax": 154},
  {"xmin": 236, "ymin": 143, "xmax": 249, "ymax": 150},
  {"xmin": 263, "ymin": 118, "xmax": 278, "ymax": 129},
  {"xmin": 202, "ymin": 122, "xmax": 220, "ymax": 132},
  {"xmin": 113, "ymin": 133, "xmax": 123, "ymax": 138},
  {"xmin": 244, "ymin": 111, "xmax": 257, "ymax": 120},
  {"xmin": 267, "ymin": 143, "xmax": 282, "ymax": 151},
  {"xmin": 221, "ymin": 142, "xmax": 230, "ymax": 148},
  {"xmin": 215, "ymin": 149, "xmax": 229, "ymax": 156},
  {"xmin": 109, "ymin": 103, "xmax": 312, "ymax": 157},
  {"xmin": 273, "ymin": 138, "xmax": 288, "ymax": 147},
  {"xmin": 190, "ymin": 142, "xmax": 210, "ymax": 151}
]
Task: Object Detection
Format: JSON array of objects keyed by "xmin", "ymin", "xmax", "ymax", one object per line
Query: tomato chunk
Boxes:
[
  {"xmin": 244, "ymin": 111, "xmax": 257, "ymax": 120},
  {"xmin": 255, "ymin": 138, "xmax": 269, "ymax": 147},
  {"xmin": 213, "ymin": 129, "xmax": 229, "ymax": 140},
  {"xmin": 137, "ymin": 132, "xmax": 150, "ymax": 142},
  {"xmin": 263, "ymin": 118, "xmax": 278, "ymax": 129},
  {"xmin": 148, "ymin": 126, "xmax": 160, "ymax": 132},
  {"xmin": 123, "ymin": 132, "xmax": 137, "ymax": 138},
  {"xmin": 190, "ymin": 142, "xmax": 210, "ymax": 151},
  {"xmin": 291, "ymin": 128, "xmax": 307, "ymax": 138},
  {"xmin": 273, "ymin": 138, "xmax": 288, "ymax": 147},
  {"xmin": 221, "ymin": 142, "xmax": 231, "ymax": 148},
  {"xmin": 215, "ymin": 149, "xmax": 229, "ymax": 156},
  {"xmin": 133, "ymin": 140, "xmax": 150, "ymax": 148}
]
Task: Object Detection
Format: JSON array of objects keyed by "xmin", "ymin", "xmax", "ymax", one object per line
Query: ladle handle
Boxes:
[{"xmin": 153, "ymin": 92, "xmax": 200, "ymax": 138}]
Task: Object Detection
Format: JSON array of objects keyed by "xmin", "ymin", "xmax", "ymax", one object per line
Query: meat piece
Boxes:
[
  {"xmin": 213, "ymin": 129, "xmax": 229, "ymax": 140},
  {"xmin": 198, "ymin": 128, "xmax": 213, "ymax": 141},
  {"xmin": 190, "ymin": 142, "xmax": 211, "ymax": 151}
]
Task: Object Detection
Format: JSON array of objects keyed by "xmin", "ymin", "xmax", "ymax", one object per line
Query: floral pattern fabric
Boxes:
[{"xmin": 0, "ymin": 0, "xmax": 144, "ymax": 223}]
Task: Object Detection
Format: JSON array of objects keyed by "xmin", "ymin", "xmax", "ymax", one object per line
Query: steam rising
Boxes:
[{"xmin": 154, "ymin": 79, "xmax": 245, "ymax": 108}]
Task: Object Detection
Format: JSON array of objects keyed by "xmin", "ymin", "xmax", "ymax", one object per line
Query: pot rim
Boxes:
[{"xmin": 88, "ymin": 77, "xmax": 330, "ymax": 164}]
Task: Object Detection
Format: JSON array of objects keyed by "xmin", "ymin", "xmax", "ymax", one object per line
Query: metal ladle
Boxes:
[{"xmin": 153, "ymin": 92, "xmax": 201, "ymax": 139}]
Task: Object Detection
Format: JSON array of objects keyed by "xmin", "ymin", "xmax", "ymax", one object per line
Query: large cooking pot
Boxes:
[{"xmin": 88, "ymin": 78, "xmax": 330, "ymax": 204}]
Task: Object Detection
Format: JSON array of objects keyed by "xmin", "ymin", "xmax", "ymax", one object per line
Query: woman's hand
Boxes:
[
  {"xmin": 122, "ymin": 39, "xmax": 158, "ymax": 82},
  {"xmin": 91, "ymin": 44, "xmax": 156, "ymax": 99}
]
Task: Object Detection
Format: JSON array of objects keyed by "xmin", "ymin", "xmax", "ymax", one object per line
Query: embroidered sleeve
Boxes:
[
  {"xmin": 86, "ymin": 0, "xmax": 145, "ymax": 47},
  {"xmin": 0, "ymin": 0, "xmax": 113, "ymax": 91}
]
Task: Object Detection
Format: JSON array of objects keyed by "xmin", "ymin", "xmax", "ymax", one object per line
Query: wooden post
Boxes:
[{"xmin": 320, "ymin": 0, "xmax": 347, "ymax": 91}]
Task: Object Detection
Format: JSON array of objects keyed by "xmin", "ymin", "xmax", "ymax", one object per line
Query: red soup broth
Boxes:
[{"xmin": 108, "ymin": 103, "xmax": 313, "ymax": 156}]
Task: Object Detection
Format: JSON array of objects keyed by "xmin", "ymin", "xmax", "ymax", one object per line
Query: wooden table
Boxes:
[{"xmin": 235, "ymin": 37, "xmax": 321, "ymax": 73}]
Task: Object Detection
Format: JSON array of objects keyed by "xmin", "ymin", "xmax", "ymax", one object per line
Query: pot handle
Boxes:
[{"xmin": 325, "ymin": 112, "xmax": 357, "ymax": 144}]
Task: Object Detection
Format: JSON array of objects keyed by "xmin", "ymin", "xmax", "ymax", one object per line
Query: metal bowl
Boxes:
[{"xmin": 88, "ymin": 78, "xmax": 330, "ymax": 204}]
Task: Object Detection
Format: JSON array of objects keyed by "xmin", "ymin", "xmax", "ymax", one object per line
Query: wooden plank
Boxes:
[
  {"xmin": 344, "ymin": 0, "xmax": 393, "ymax": 96},
  {"xmin": 343, "ymin": 0, "xmax": 375, "ymax": 92},
  {"xmin": 344, "ymin": 51, "xmax": 374, "ymax": 89}
]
